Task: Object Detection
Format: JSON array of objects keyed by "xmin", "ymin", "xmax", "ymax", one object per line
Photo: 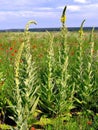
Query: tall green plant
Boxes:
[
  {"xmin": 39, "ymin": 33, "xmax": 57, "ymax": 116},
  {"xmin": 0, "ymin": 72, "xmax": 8, "ymax": 125},
  {"xmin": 54, "ymin": 6, "xmax": 74, "ymax": 118},
  {"xmin": 38, "ymin": 30, "xmax": 73, "ymax": 129},
  {"xmin": 56, "ymin": 31, "xmax": 73, "ymax": 115},
  {"xmin": 72, "ymin": 20, "xmax": 86, "ymax": 109},
  {"xmin": 81, "ymin": 28, "xmax": 98, "ymax": 113},
  {"xmin": 7, "ymin": 21, "xmax": 39, "ymax": 130},
  {"xmin": 38, "ymin": 7, "xmax": 75, "ymax": 129}
]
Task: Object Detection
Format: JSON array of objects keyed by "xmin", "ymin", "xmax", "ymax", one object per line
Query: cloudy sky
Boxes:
[{"xmin": 0, "ymin": 0, "xmax": 98, "ymax": 29}]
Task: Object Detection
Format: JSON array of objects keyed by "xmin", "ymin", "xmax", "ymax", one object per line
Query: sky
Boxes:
[{"xmin": 0, "ymin": 0, "xmax": 98, "ymax": 29}]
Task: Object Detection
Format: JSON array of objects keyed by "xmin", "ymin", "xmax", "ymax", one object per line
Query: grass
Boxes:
[{"xmin": 0, "ymin": 21, "xmax": 98, "ymax": 130}]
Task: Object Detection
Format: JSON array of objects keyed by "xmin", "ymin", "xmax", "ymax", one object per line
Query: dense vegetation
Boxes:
[
  {"xmin": 0, "ymin": 7, "xmax": 98, "ymax": 130},
  {"xmin": 0, "ymin": 24, "xmax": 98, "ymax": 130}
]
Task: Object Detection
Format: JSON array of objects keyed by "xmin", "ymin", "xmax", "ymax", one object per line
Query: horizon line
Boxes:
[{"xmin": 0, "ymin": 27, "xmax": 98, "ymax": 32}]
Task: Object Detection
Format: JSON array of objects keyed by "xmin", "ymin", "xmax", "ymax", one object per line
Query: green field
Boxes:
[{"xmin": 0, "ymin": 27, "xmax": 98, "ymax": 130}]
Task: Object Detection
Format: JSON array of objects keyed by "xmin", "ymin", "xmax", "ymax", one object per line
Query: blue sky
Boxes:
[{"xmin": 0, "ymin": 0, "xmax": 98, "ymax": 29}]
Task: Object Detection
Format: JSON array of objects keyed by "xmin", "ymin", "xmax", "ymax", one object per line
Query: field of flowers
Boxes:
[
  {"xmin": 0, "ymin": 24, "xmax": 98, "ymax": 130},
  {"xmin": 0, "ymin": 7, "xmax": 98, "ymax": 130}
]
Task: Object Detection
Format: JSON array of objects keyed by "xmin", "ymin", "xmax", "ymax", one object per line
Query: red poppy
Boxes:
[
  {"xmin": 87, "ymin": 121, "xmax": 92, "ymax": 125},
  {"xmin": 10, "ymin": 47, "xmax": 13, "ymax": 50},
  {"xmin": 11, "ymin": 53, "xmax": 14, "ymax": 56},
  {"xmin": 31, "ymin": 127, "xmax": 36, "ymax": 130},
  {"xmin": 14, "ymin": 50, "xmax": 17, "ymax": 53}
]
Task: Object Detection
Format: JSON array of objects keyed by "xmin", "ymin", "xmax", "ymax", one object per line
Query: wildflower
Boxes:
[
  {"xmin": 31, "ymin": 127, "xmax": 36, "ymax": 130},
  {"xmin": 79, "ymin": 29, "xmax": 84, "ymax": 36},
  {"xmin": 10, "ymin": 47, "xmax": 13, "ymax": 50},
  {"xmin": 14, "ymin": 50, "xmax": 17, "ymax": 53},
  {"xmin": 60, "ymin": 6, "xmax": 67, "ymax": 27},
  {"xmin": 79, "ymin": 19, "xmax": 85, "ymax": 37},
  {"xmin": 11, "ymin": 53, "xmax": 14, "ymax": 56},
  {"xmin": 61, "ymin": 15, "xmax": 66, "ymax": 23},
  {"xmin": 87, "ymin": 121, "xmax": 92, "ymax": 125}
]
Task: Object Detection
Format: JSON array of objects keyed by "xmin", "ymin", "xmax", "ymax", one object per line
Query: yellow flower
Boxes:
[
  {"xmin": 79, "ymin": 29, "xmax": 84, "ymax": 36},
  {"xmin": 61, "ymin": 15, "xmax": 66, "ymax": 23}
]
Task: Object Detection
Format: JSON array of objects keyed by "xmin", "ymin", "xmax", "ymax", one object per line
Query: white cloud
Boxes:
[
  {"xmin": 67, "ymin": 3, "xmax": 98, "ymax": 27},
  {"xmin": 74, "ymin": 0, "xmax": 89, "ymax": 3},
  {"xmin": 68, "ymin": 5, "xmax": 81, "ymax": 12},
  {"xmin": 86, "ymin": 3, "xmax": 98, "ymax": 8},
  {"xmin": 0, "ymin": 10, "xmax": 59, "ymax": 20},
  {"xmin": 36, "ymin": 7, "xmax": 53, "ymax": 11},
  {"xmin": 58, "ymin": 5, "xmax": 81, "ymax": 12}
]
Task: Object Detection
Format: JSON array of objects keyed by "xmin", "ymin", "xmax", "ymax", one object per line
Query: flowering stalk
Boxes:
[
  {"xmin": 79, "ymin": 19, "xmax": 85, "ymax": 38},
  {"xmin": 83, "ymin": 28, "xmax": 95, "ymax": 103},
  {"xmin": 10, "ymin": 20, "xmax": 39, "ymax": 130},
  {"xmin": 39, "ymin": 32, "xmax": 56, "ymax": 116},
  {"xmin": 73, "ymin": 20, "xmax": 85, "ymax": 107},
  {"xmin": 60, "ymin": 6, "xmax": 67, "ymax": 29}
]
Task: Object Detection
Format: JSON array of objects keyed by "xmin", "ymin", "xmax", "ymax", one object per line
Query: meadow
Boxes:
[
  {"xmin": 0, "ymin": 26, "xmax": 98, "ymax": 130},
  {"xmin": 0, "ymin": 9, "xmax": 98, "ymax": 129}
]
